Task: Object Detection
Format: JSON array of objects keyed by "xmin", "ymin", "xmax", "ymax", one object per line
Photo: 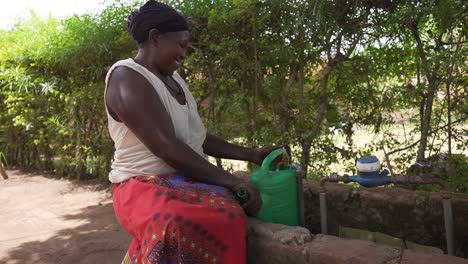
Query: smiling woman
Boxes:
[{"xmin": 104, "ymin": 1, "xmax": 280, "ymax": 264}]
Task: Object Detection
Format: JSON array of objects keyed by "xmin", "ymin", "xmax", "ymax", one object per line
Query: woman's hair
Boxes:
[{"xmin": 128, "ymin": 0, "xmax": 189, "ymax": 44}]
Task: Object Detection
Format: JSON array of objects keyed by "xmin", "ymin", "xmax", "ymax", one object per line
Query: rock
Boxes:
[
  {"xmin": 400, "ymin": 250, "xmax": 468, "ymax": 264},
  {"xmin": 405, "ymin": 241, "xmax": 444, "ymax": 255},
  {"xmin": 308, "ymin": 235, "xmax": 402, "ymax": 264},
  {"xmin": 248, "ymin": 237, "xmax": 310, "ymax": 264},
  {"xmin": 247, "ymin": 218, "xmax": 313, "ymax": 264},
  {"xmin": 248, "ymin": 217, "xmax": 313, "ymax": 247},
  {"xmin": 406, "ymin": 154, "xmax": 468, "ymax": 193}
]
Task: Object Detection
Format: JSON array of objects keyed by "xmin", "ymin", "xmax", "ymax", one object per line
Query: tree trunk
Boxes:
[
  {"xmin": 410, "ymin": 22, "xmax": 440, "ymax": 161},
  {"xmin": 445, "ymin": 37, "xmax": 463, "ymax": 156},
  {"xmin": 281, "ymin": 65, "xmax": 298, "ymax": 132},
  {"xmin": 252, "ymin": 10, "xmax": 260, "ymax": 135},
  {"xmin": 296, "ymin": 18, "xmax": 310, "ymax": 176},
  {"xmin": 239, "ymin": 79, "xmax": 254, "ymax": 145},
  {"xmin": 75, "ymin": 105, "xmax": 85, "ymax": 180},
  {"xmin": 417, "ymin": 80, "xmax": 438, "ymax": 161}
]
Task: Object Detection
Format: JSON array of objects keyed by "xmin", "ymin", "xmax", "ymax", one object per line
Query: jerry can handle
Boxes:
[{"xmin": 261, "ymin": 148, "xmax": 285, "ymax": 171}]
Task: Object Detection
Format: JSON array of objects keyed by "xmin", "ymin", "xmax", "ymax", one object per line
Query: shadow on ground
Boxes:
[
  {"xmin": 8, "ymin": 167, "xmax": 112, "ymax": 193},
  {"xmin": 1, "ymin": 203, "xmax": 131, "ymax": 264}
]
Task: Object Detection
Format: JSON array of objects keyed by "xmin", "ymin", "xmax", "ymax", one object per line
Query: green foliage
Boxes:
[
  {"xmin": 416, "ymin": 154, "xmax": 468, "ymax": 193},
  {"xmin": 0, "ymin": 0, "xmax": 466, "ymax": 192},
  {"xmin": 0, "ymin": 151, "xmax": 7, "ymax": 167},
  {"xmin": 0, "ymin": 2, "xmax": 138, "ymax": 178},
  {"xmin": 446, "ymin": 154, "xmax": 468, "ymax": 193}
]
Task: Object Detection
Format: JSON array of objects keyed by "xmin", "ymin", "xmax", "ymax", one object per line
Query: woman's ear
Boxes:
[{"xmin": 148, "ymin": 29, "xmax": 161, "ymax": 46}]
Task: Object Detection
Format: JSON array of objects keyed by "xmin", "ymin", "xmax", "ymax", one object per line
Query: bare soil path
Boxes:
[{"xmin": 0, "ymin": 170, "xmax": 131, "ymax": 264}]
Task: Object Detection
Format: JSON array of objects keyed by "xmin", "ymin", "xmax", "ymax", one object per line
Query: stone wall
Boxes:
[{"xmin": 304, "ymin": 181, "xmax": 468, "ymax": 258}]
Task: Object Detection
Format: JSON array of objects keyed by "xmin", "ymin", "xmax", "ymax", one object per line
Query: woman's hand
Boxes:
[
  {"xmin": 252, "ymin": 145, "xmax": 283, "ymax": 166},
  {"xmin": 232, "ymin": 181, "xmax": 263, "ymax": 216}
]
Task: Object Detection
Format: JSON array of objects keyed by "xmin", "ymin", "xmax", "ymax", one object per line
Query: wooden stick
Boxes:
[{"xmin": 0, "ymin": 163, "xmax": 8, "ymax": 179}]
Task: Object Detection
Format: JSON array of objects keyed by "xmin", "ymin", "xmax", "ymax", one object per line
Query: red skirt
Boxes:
[{"xmin": 112, "ymin": 172, "xmax": 247, "ymax": 264}]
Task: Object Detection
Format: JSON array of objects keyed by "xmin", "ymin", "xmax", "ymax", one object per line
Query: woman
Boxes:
[{"xmin": 105, "ymin": 1, "xmax": 279, "ymax": 263}]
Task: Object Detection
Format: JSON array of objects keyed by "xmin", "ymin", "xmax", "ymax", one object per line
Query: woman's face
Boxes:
[{"xmin": 154, "ymin": 31, "xmax": 189, "ymax": 76}]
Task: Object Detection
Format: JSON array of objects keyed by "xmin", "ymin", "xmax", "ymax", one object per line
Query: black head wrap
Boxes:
[{"xmin": 128, "ymin": 0, "xmax": 189, "ymax": 44}]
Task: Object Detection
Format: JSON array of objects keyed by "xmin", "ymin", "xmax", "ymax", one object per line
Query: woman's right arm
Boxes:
[{"xmin": 106, "ymin": 66, "xmax": 245, "ymax": 189}]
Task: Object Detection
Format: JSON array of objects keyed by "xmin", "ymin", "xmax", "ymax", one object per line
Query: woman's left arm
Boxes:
[{"xmin": 203, "ymin": 133, "xmax": 281, "ymax": 165}]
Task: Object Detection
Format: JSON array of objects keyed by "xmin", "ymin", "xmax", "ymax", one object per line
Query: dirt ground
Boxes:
[{"xmin": 0, "ymin": 170, "xmax": 131, "ymax": 264}]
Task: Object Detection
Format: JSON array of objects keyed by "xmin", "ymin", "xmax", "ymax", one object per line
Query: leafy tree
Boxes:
[{"xmin": 0, "ymin": 0, "xmax": 466, "ymax": 192}]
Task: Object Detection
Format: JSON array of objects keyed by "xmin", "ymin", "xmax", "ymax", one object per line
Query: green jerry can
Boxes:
[{"xmin": 250, "ymin": 148, "xmax": 300, "ymax": 226}]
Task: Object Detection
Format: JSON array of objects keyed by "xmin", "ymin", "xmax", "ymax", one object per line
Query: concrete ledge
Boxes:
[
  {"xmin": 304, "ymin": 181, "xmax": 468, "ymax": 257},
  {"xmin": 234, "ymin": 171, "xmax": 468, "ymax": 261},
  {"xmin": 247, "ymin": 218, "xmax": 468, "ymax": 264}
]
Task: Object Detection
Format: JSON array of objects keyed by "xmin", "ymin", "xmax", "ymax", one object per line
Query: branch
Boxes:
[
  {"xmin": 441, "ymin": 40, "xmax": 468, "ymax": 45},
  {"xmin": 382, "ymin": 145, "xmax": 395, "ymax": 176},
  {"xmin": 387, "ymin": 140, "xmax": 420, "ymax": 156},
  {"xmin": 334, "ymin": 146, "xmax": 357, "ymax": 159},
  {"xmin": 280, "ymin": 64, "xmax": 298, "ymax": 130},
  {"xmin": 408, "ymin": 18, "xmax": 432, "ymax": 81},
  {"xmin": 343, "ymin": 32, "xmax": 361, "ymax": 60}
]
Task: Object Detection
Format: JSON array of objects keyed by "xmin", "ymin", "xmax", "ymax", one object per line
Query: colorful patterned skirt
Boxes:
[{"xmin": 112, "ymin": 172, "xmax": 247, "ymax": 264}]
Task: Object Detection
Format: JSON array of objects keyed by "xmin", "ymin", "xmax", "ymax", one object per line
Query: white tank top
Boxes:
[{"xmin": 104, "ymin": 58, "xmax": 207, "ymax": 183}]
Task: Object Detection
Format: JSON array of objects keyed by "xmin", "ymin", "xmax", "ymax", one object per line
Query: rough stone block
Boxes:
[
  {"xmin": 405, "ymin": 240, "xmax": 444, "ymax": 255},
  {"xmin": 400, "ymin": 250, "xmax": 468, "ymax": 264},
  {"xmin": 308, "ymin": 235, "xmax": 402, "ymax": 264},
  {"xmin": 339, "ymin": 226, "xmax": 407, "ymax": 249},
  {"xmin": 339, "ymin": 226, "xmax": 375, "ymax": 242},
  {"xmin": 373, "ymin": 231, "xmax": 407, "ymax": 249},
  {"xmin": 247, "ymin": 218, "xmax": 312, "ymax": 264},
  {"xmin": 248, "ymin": 218, "xmax": 313, "ymax": 247},
  {"xmin": 247, "ymin": 237, "xmax": 310, "ymax": 264}
]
